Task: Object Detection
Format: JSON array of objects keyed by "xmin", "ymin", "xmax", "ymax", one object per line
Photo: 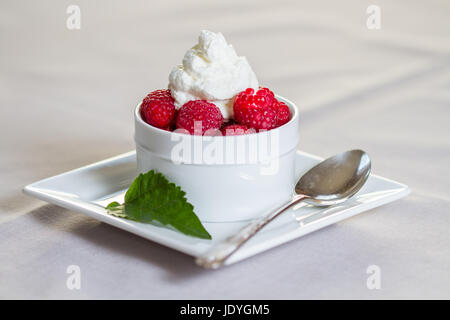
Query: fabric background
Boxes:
[{"xmin": 1, "ymin": 0, "xmax": 449, "ymax": 299}]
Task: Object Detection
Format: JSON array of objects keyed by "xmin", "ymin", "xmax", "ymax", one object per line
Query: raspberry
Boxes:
[
  {"xmin": 140, "ymin": 89, "xmax": 176, "ymax": 129},
  {"xmin": 233, "ymin": 87, "xmax": 278, "ymax": 130},
  {"xmin": 176, "ymin": 100, "xmax": 223, "ymax": 135},
  {"xmin": 274, "ymin": 100, "xmax": 290, "ymax": 127},
  {"xmin": 221, "ymin": 124, "xmax": 255, "ymax": 136}
]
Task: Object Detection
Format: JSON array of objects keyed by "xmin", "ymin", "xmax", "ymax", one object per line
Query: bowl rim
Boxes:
[{"xmin": 135, "ymin": 94, "xmax": 299, "ymax": 139}]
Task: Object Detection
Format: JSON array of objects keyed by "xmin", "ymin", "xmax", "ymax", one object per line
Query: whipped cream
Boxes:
[{"xmin": 168, "ymin": 30, "xmax": 259, "ymax": 118}]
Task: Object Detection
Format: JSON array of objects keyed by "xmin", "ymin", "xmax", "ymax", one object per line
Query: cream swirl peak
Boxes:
[{"xmin": 168, "ymin": 30, "xmax": 259, "ymax": 119}]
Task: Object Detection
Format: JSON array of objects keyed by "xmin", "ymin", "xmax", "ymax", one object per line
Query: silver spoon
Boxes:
[{"xmin": 196, "ymin": 149, "xmax": 371, "ymax": 269}]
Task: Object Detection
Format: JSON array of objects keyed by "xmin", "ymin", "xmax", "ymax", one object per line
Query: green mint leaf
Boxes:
[
  {"xmin": 106, "ymin": 170, "xmax": 211, "ymax": 240},
  {"xmin": 105, "ymin": 202, "xmax": 127, "ymax": 218},
  {"xmin": 106, "ymin": 201, "xmax": 121, "ymax": 209}
]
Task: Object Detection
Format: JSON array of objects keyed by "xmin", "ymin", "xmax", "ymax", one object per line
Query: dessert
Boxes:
[
  {"xmin": 134, "ymin": 31, "xmax": 299, "ymax": 223},
  {"xmin": 140, "ymin": 30, "xmax": 292, "ymax": 135}
]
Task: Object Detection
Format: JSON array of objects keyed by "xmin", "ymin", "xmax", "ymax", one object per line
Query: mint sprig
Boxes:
[{"xmin": 106, "ymin": 170, "xmax": 211, "ymax": 240}]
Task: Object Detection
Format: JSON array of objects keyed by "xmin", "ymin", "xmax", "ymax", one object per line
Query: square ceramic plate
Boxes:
[{"xmin": 23, "ymin": 150, "xmax": 409, "ymax": 266}]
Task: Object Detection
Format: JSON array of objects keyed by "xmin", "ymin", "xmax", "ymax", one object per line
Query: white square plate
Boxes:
[{"xmin": 23, "ymin": 150, "xmax": 409, "ymax": 266}]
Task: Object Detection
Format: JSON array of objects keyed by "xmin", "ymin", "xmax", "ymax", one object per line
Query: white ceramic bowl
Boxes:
[{"xmin": 134, "ymin": 96, "xmax": 299, "ymax": 222}]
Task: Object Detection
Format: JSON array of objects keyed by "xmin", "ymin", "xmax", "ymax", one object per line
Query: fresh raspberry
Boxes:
[
  {"xmin": 176, "ymin": 100, "xmax": 223, "ymax": 135},
  {"xmin": 233, "ymin": 87, "xmax": 278, "ymax": 130},
  {"xmin": 274, "ymin": 100, "xmax": 290, "ymax": 127},
  {"xmin": 140, "ymin": 89, "xmax": 176, "ymax": 129},
  {"xmin": 221, "ymin": 124, "xmax": 255, "ymax": 136}
]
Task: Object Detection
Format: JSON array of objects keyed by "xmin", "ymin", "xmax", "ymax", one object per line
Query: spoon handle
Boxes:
[{"xmin": 195, "ymin": 194, "xmax": 309, "ymax": 269}]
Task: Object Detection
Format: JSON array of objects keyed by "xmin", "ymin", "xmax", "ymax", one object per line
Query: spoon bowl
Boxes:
[{"xmin": 296, "ymin": 149, "xmax": 371, "ymax": 205}]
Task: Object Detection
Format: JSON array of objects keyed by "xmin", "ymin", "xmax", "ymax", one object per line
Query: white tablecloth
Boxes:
[{"xmin": 1, "ymin": 0, "xmax": 449, "ymax": 299}]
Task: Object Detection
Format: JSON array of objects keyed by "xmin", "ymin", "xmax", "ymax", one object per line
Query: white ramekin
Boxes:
[{"xmin": 134, "ymin": 96, "xmax": 299, "ymax": 222}]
